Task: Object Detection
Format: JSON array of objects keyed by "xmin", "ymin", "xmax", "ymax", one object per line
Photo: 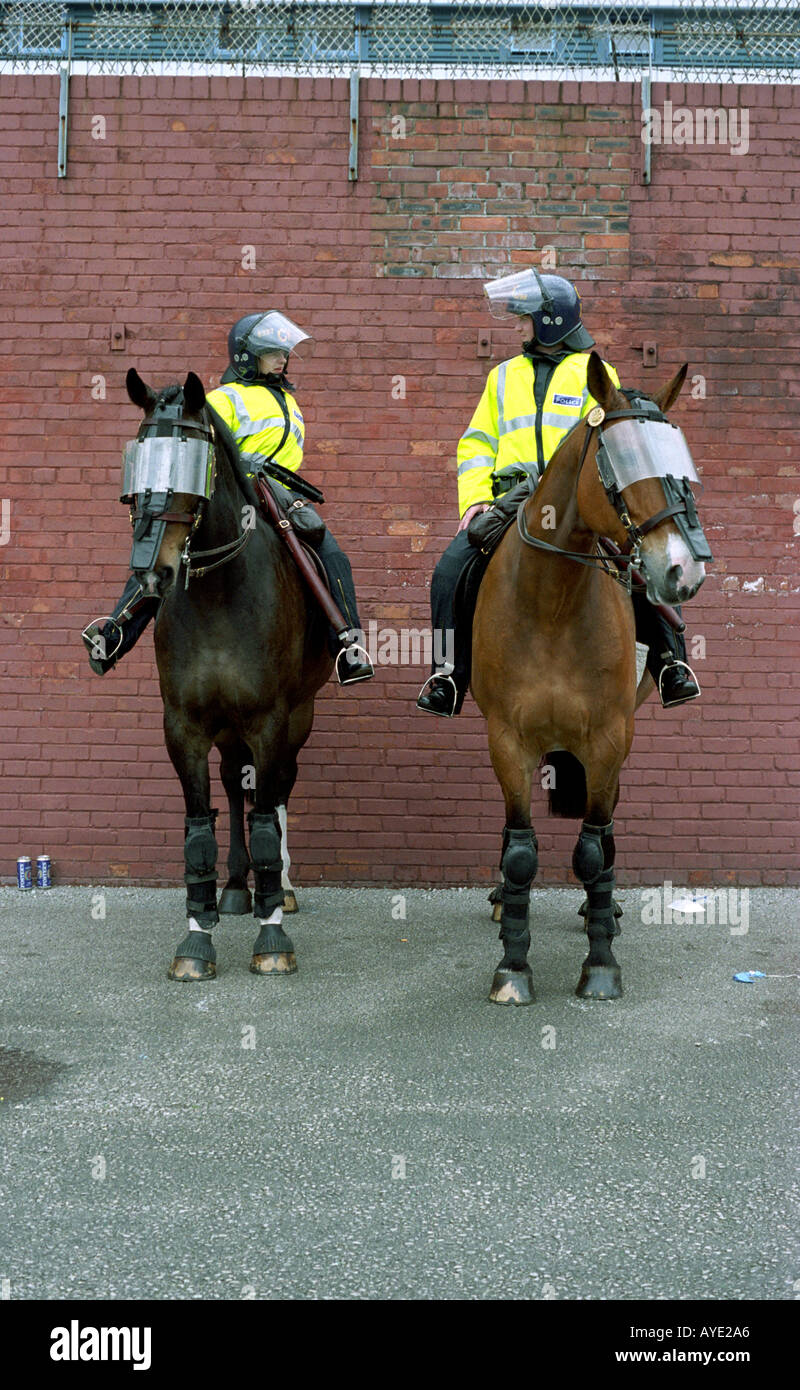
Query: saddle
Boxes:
[
  {"xmin": 235, "ymin": 452, "xmax": 330, "ymax": 587},
  {"xmin": 466, "ymin": 480, "xmax": 533, "ymax": 555}
]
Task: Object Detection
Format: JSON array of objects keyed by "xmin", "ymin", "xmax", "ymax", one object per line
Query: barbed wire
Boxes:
[{"xmin": 0, "ymin": 1, "xmax": 798, "ymax": 82}]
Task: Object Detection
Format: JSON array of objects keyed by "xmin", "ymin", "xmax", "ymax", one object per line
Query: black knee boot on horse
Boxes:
[
  {"xmin": 573, "ymin": 821, "xmax": 622, "ymax": 1000},
  {"xmin": 489, "ymin": 827, "xmax": 539, "ymax": 1006},
  {"xmin": 248, "ymin": 810, "xmax": 297, "ymax": 975},
  {"xmin": 168, "ymin": 811, "xmax": 220, "ymax": 982}
]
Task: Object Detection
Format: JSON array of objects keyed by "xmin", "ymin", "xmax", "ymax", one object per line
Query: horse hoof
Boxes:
[
  {"xmin": 218, "ymin": 887, "xmax": 252, "ymax": 915},
  {"xmin": 491, "ymin": 901, "xmax": 503, "ymax": 924},
  {"xmin": 576, "ymin": 964, "xmax": 622, "ymax": 1000},
  {"xmin": 283, "ymin": 890, "xmax": 299, "ymax": 914},
  {"xmin": 489, "ymin": 965, "xmax": 535, "ymax": 1006},
  {"xmin": 250, "ymin": 952, "xmax": 297, "ymax": 976},
  {"xmin": 168, "ymin": 956, "xmax": 217, "ymax": 982}
]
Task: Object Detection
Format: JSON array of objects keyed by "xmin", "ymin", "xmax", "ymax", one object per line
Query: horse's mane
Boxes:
[
  {"xmin": 152, "ymin": 383, "xmax": 238, "ymax": 475},
  {"xmin": 205, "ymin": 400, "xmax": 262, "ymax": 510}
]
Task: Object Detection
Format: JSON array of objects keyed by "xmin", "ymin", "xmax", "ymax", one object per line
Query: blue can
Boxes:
[
  {"xmin": 36, "ymin": 855, "xmax": 51, "ymax": 889},
  {"xmin": 17, "ymin": 856, "xmax": 32, "ymax": 891}
]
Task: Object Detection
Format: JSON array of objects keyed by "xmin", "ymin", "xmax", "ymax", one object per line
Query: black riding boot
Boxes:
[
  {"xmin": 416, "ymin": 531, "xmax": 472, "ymax": 717},
  {"xmin": 632, "ymin": 594, "xmax": 700, "ymax": 708},
  {"xmin": 82, "ymin": 575, "xmax": 160, "ymax": 675},
  {"xmin": 315, "ymin": 531, "xmax": 374, "ymax": 685}
]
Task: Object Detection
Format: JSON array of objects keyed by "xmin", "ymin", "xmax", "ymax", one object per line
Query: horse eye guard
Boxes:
[
  {"xmin": 596, "ymin": 418, "xmax": 713, "ymax": 563},
  {"xmin": 121, "ymin": 436, "xmax": 215, "ymax": 503},
  {"xmin": 120, "ymin": 413, "xmax": 216, "ymax": 574}
]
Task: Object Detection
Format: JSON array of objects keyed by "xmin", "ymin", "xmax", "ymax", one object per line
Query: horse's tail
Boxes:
[{"xmin": 545, "ymin": 751, "xmax": 587, "ymax": 819}]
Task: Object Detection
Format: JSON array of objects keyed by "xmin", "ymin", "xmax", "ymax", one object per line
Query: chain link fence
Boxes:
[{"xmin": 1, "ymin": 1, "xmax": 798, "ymax": 82}]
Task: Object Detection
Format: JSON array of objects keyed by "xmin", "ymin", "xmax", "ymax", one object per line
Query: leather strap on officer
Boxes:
[{"xmin": 255, "ymin": 474, "xmax": 352, "ymax": 640}]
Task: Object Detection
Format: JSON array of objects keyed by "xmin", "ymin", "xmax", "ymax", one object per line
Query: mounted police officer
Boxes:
[
  {"xmin": 83, "ymin": 311, "xmax": 374, "ymax": 685},
  {"xmin": 416, "ymin": 270, "xmax": 700, "ymax": 717}
]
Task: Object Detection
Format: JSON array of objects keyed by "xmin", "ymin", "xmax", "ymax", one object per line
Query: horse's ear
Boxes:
[
  {"xmin": 651, "ymin": 363, "xmax": 688, "ymax": 414},
  {"xmin": 586, "ymin": 351, "xmax": 622, "ymax": 411},
  {"xmin": 183, "ymin": 371, "xmax": 206, "ymax": 414},
  {"xmin": 126, "ymin": 367, "xmax": 156, "ymax": 411}
]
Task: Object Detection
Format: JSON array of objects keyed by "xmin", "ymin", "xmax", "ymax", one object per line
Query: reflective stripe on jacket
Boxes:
[
  {"xmin": 205, "ymin": 381, "xmax": 305, "ymax": 472},
  {"xmin": 456, "ymin": 351, "xmax": 621, "ymax": 517}
]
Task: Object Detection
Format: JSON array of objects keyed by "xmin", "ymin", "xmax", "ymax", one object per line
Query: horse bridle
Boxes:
[
  {"xmin": 126, "ymin": 396, "xmax": 254, "ymax": 588},
  {"xmin": 516, "ymin": 393, "xmax": 707, "ymax": 580}
]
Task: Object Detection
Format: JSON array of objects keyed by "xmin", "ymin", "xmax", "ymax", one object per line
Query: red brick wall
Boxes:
[{"xmin": 1, "ymin": 75, "xmax": 797, "ymax": 887}]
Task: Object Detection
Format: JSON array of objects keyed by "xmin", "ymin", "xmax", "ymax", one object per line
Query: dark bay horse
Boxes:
[
  {"xmin": 125, "ymin": 369, "xmax": 332, "ymax": 980},
  {"xmin": 472, "ymin": 354, "xmax": 710, "ymax": 1005}
]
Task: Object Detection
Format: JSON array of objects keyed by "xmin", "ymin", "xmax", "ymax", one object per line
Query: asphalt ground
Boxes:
[{"xmin": 0, "ymin": 884, "xmax": 797, "ymax": 1301}]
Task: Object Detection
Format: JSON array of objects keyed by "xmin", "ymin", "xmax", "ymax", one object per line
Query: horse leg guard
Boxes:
[
  {"xmin": 169, "ymin": 812, "xmax": 219, "ymax": 981},
  {"xmin": 489, "ymin": 828, "xmax": 538, "ymax": 1006},
  {"xmin": 576, "ymin": 866, "xmax": 622, "ymax": 1001},
  {"xmin": 249, "ymin": 810, "xmax": 296, "ymax": 972},
  {"xmin": 574, "ymin": 820, "xmax": 622, "ymax": 935},
  {"xmin": 572, "ymin": 820, "xmax": 614, "ymax": 885}
]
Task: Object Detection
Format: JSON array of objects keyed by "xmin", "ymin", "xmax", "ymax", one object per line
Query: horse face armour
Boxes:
[
  {"xmin": 596, "ymin": 418, "xmax": 713, "ymax": 562},
  {"xmin": 121, "ymin": 399, "xmax": 215, "ymax": 573}
]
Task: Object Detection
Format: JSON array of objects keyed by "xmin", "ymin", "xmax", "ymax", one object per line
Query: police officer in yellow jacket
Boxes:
[
  {"xmin": 207, "ymin": 313, "xmax": 373, "ymax": 684},
  {"xmin": 417, "ymin": 270, "xmax": 700, "ymax": 717},
  {"xmin": 83, "ymin": 311, "xmax": 374, "ymax": 684}
]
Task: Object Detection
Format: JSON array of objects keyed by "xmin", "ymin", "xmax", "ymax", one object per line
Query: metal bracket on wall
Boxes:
[
  {"xmin": 349, "ymin": 69, "xmax": 359, "ymax": 180},
  {"xmin": 640, "ymin": 18, "xmax": 655, "ymax": 187},
  {"xmin": 641, "ymin": 70, "xmax": 651, "ymax": 186},
  {"xmin": 349, "ymin": 6, "xmax": 367, "ymax": 180},
  {"xmin": 58, "ymin": 16, "xmax": 73, "ymax": 178}
]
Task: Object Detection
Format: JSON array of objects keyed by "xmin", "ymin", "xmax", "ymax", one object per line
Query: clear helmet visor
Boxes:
[
  {"xmin": 484, "ymin": 268, "xmax": 546, "ymax": 322},
  {"xmin": 243, "ymin": 311, "xmax": 313, "ymax": 360},
  {"xmin": 600, "ymin": 419, "xmax": 701, "ymax": 489}
]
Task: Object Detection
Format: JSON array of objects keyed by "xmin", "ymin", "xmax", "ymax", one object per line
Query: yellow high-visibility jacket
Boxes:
[
  {"xmin": 205, "ymin": 380, "xmax": 305, "ymax": 473},
  {"xmin": 456, "ymin": 351, "xmax": 621, "ymax": 517}
]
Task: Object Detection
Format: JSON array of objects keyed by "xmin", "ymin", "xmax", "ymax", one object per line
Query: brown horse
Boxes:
[
  {"xmin": 124, "ymin": 369, "xmax": 332, "ymax": 981},
  {"xmin": 471, "ymin": 355, "xmax": 709, "ymax": 1005}
]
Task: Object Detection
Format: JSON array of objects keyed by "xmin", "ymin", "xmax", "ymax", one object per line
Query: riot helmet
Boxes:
[
  {"xmin": 227, "ymin": 311, "xmax": 312, "ymax": 384},
  {"xmin": 484, "ymin": 270, "xmax": 595, "ymax": 351}
]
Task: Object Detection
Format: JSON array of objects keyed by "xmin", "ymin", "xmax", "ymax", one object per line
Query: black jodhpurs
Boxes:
[{"xmin": 430, "ymin": 530, "xmax": 474, "ymax": 690}]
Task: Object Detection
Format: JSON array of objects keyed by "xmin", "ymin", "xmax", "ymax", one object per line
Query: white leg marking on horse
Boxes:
[
  {"xmin": 278, "ymin": 803, "xmax": 293, "ymax": 891},
  {"xmin": 258, "ymin": 906, "xmax": 284, "ymax": 928},
  {"xmin": 188, "ymin": 918, "xmax": 212, "ymax": 934}
]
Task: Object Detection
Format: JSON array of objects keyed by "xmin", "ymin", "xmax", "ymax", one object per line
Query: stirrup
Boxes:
[
  {"xmin": 81, "ymin": 616, "xmax": 124, "ymax": 664},
  {"xmin": 658, "ymin": 659, "xmax": 701, "ymax": 708},
  {"xmin": 416, "ymin": 671, "xmax": 458, "ymax": 718},
  {"xmin": 335, "ymin": 642, "xmax": 374, "ymax": 685}
]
